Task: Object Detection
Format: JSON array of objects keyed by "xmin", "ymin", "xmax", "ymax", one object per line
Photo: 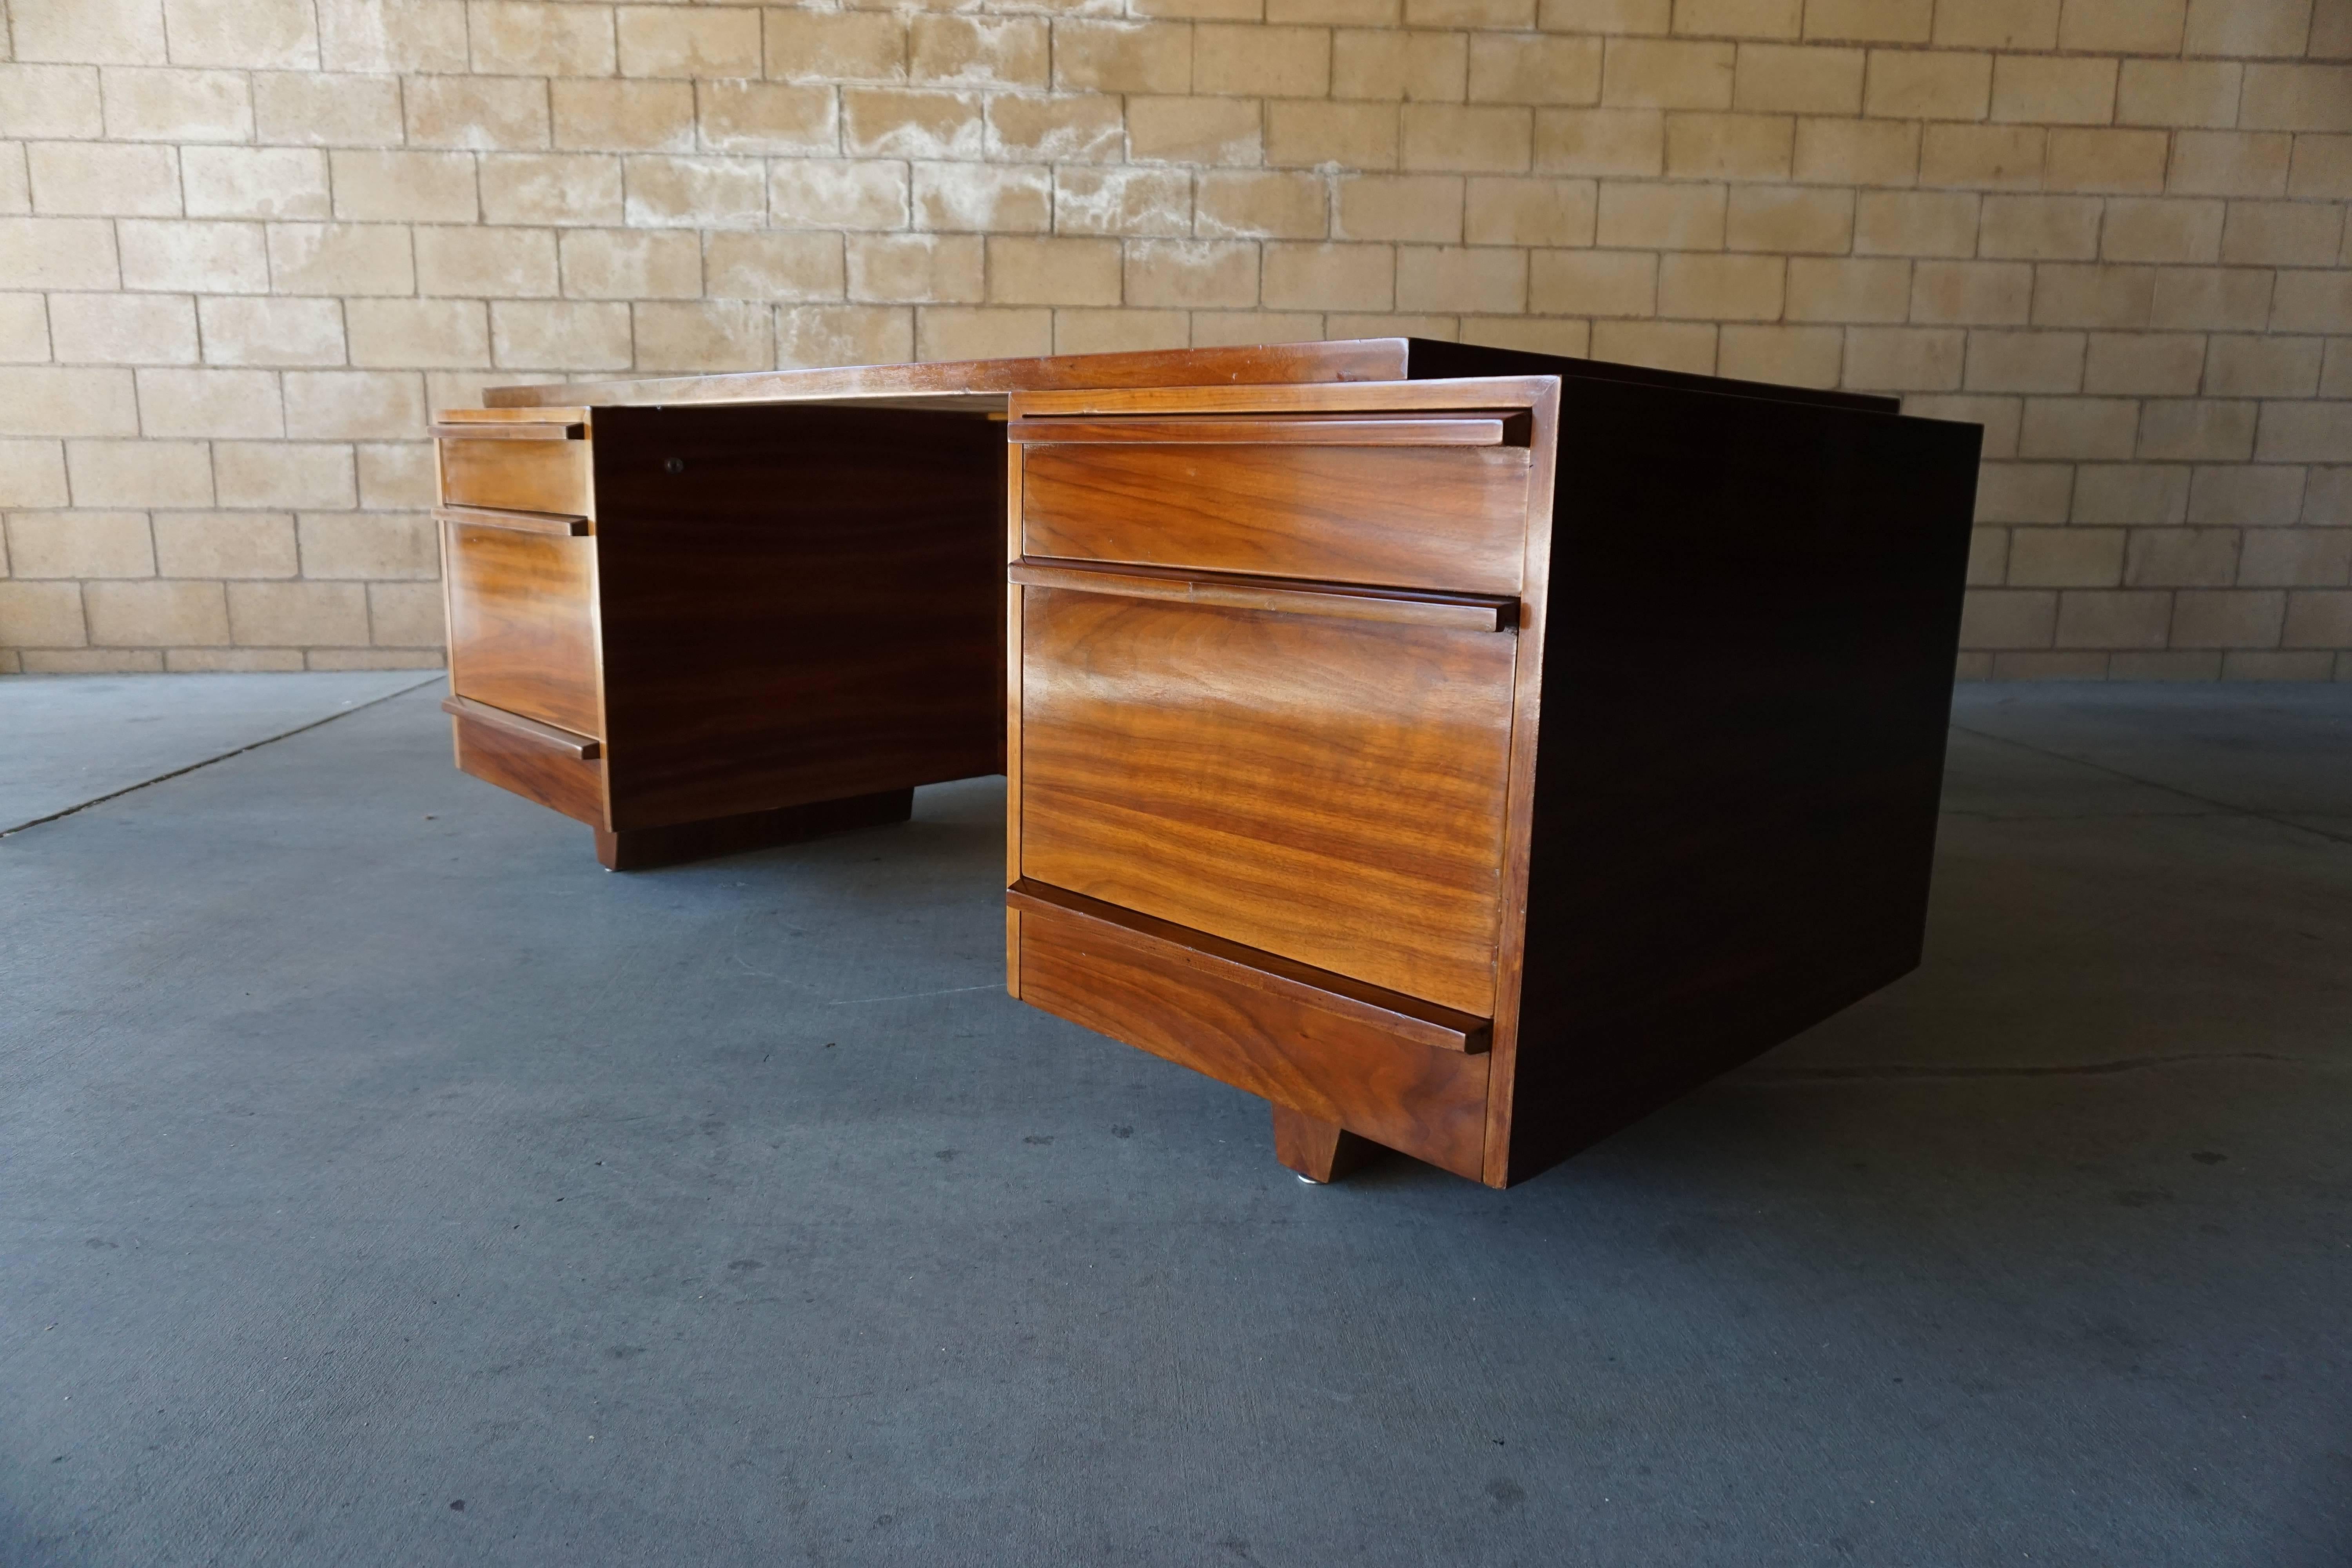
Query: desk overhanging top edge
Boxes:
[{"xmin": 477, "ymin": 339, "xmax": 1412, "ymax": 411}]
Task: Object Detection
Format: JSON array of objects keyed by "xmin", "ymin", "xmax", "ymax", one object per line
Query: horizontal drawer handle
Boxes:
[
  {"xmin": 1007, "ymin": 416, "xmax": 1510, "ymax": 447},
  {"xmin": 1009, "ymin": 559, "xmax": 1516, "ymax": 633},
  {"xmin": 436, "ymin": 504, "xmax": 591, "ymax": 537},
  {"xmin": 1008, "ymin": 879, "xmax": 1491, "ymax": 1054},
  {"xmin": 430, "ymin": 421, "xmax": 585, "ymax": 441},
  {"xmin": 443, "ymin": 695, "xmax": 601, "ymax": 760}
]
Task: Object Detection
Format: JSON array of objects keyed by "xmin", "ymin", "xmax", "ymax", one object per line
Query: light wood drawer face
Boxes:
[
  {"xmin": 439, "ymin": 433, "xmax": 591, "ymax": 517},
  {"xmin": 1017, "ymin": 584, "xmax": 1515, "ymax": 1016},
  {"xmin": 449, "ymin": 703, "xmax": 605, "ymax": 827},
  {"xmin": 1012, "ymin": 889, "xmax": 1490, "ymax": 1181},
  {"xmin": 444, "ymin": 521, "xmax": 601, "ymax": 738},
  {"xmin": 1020, "ymin": 440, "xmax": 1530, "ymax": 595}
]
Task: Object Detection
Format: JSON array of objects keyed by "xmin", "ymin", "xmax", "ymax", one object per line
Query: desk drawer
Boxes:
[
  {"xmin": 1014, "ymin": 416, "xmax": 1531, "ymax": 595},
  {"xmin": 1016, "ymin": 579, "xmax": 1515, "ymax": 1016},
  {"xmin": 447, "ymin": 696, "xmax": 605, "ymax": 827},
  {"xmin": 444, "ymin": 519, "xmax": 601, "ymax": 738},
  {"xmin": 436, "ymin": 420, "xmax": 592, "ymax": 517}
]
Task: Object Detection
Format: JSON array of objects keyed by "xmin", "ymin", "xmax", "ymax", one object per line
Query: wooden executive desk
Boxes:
[{"xmin": 437, "ymin": 340, "xmax": 1980, "ymax": 1187}]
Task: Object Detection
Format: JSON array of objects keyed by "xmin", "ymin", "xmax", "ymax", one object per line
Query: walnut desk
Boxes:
[{"xmin": 442, "ymin": 341, "xmax": 1981, "ymax": 1187}]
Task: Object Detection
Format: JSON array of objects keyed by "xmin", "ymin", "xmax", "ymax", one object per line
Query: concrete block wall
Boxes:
[{"xmin": 0, "ymin": 0, "xmax": 2347, "ymax": 677}]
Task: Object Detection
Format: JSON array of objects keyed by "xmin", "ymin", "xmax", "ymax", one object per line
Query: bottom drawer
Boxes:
[
  {"xmin": 447, "ymin": 695, "xmax": 606, "ymax": 827},
  {"xmin": 1008, "ymin": 881, "xmax": 1490, "ymax": 1180}
]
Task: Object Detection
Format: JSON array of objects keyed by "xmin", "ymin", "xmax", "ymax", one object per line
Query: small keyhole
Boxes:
[{"xmin": 663, "ymin": 457, "xmax": 685, "ymax": 475}]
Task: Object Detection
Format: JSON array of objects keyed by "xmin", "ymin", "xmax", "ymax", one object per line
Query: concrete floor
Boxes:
[{"xmin": 2, "ymin": 676, "xmax": 2346, "ymax": 1566}]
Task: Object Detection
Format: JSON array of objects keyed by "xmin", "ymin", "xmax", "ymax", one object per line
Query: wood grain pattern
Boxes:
[
  {"xmin": 594, "ymin": 788, "xmax": 911, "ymax": 871},
  {"xmin": 1021, "ymin": 442, "xmax": 1531, "ymax": 595},
  {"xmin": 1007, "ymin": 561, "xmax": 1516, "ymax": 633},
  {"xmin": 434, "ymin": 504, "xmax": 590, "ymax": 537},
  {"xmin": 1014, "ymin": 894, "xmax": 1489, "ymax": 1181},
  {"xmin": 443, "ymin": 520, "xmax": 601, "ymax": 738},
  {"xmin": 1008, "ymin": 375, "xmax": 1560, "ymax": 421},
  {"xmin": 481, "ymin": 339, "xmax": 1412, "ymax": 410},
  {"xmin": 1018, "ymin": 584, "xmax": 1515, "ymax": 1015},
  {"xmin": 450, "ymin": 704, "xmax": 605, "ymax": 826},
  {"xmin": 1271, "ymin": 1106, "xmax": 1381, "ymax": 1183},
  {"xmin": 428, "ymin": 421, "xmax": 584, "ymax": 441},
  {"xmin": 441, "ymin": 694, "xmax": 598, "ymax": 757},
  {"xmin": 1005, "ymin": 417, "xmax": 1505, "ymax": 446},
  {"xmin": 439, "ymin": 434, "xmax": 593, "ymax": 517},
  {"xmin": 590, "ymin": 403, "xmax": 1003, "ymax": 832},
  {"xmin": 1008, "ymin": 879, "xmax": 1490, "ymax": 1053}
]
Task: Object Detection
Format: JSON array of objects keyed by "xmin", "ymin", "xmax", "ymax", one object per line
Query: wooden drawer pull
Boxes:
[
  {"xmin": 430, "ymin": 421, "xmax": 585, "ymax": 441},
  {"xmin": 1007, "ymin": 416, "xmax": 1506, "ymax": 447},
  {"xmin": 435, "ymin": 504, "xmax": 591, "ymax": 537},
  {"xmin": 1009, "ymin": 880, "xmax": 1491, "ymax": 1054},
  {"xmin": 442, "ymin": 695, "xmax": 600, "ymax": 759},
  {"xmin": 1009, "ymin": 560, "xmax": 1517, "ymax": 633}
]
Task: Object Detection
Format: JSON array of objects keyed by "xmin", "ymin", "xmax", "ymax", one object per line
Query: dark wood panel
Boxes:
[
  {"xmin": 1008, "ymin": 879, "xmax": 1490, "ymax": 1053},
  {"xmin": 1501, "ymin": 377, "xmax": 1982, "ymax": 1184},
  {"xmin": 595, "ymin": 788, "xmax": 912, "ymax": 871},
  {"xmin": 1006, "ymin": 417, "xmax": 1505, "ymax": 446},
  {"xmin": 590, "ymin": 403, "xmax": 1005, "ymax": 833},
  {"xmin": 1007, "ymin": 560, "xmax": 1517, "ymax": 633},
  {"xmin": 1019, "ymin": 586, "xmax": 1516, "ymax": 1015},
  {"xmin": 1015, "ymin": 895, "xmax": 1490, "ymax": 1181},
  {"xmin": 481, "ymin": 339, "xmax": 1412, "ymax": 410},
  {"xmin": 450, "ymin": 706, "xmax": 605, "ymax": 826},
  {"xmin": 1022, "ymin": 443, "xmax": 1531, "ymax": 595},
  {"xmin": 440, "ymin": 436, "xmax": 592, "ymax": 516},
  {"xmin": 1399, "ymin": 336, "xmax": 1902, "ymax": 415},
  {"xmin": 443, "ymin": 521, "xmax": 601, "ymax": 738}
]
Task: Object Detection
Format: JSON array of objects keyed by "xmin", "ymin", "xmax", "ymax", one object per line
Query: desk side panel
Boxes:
[
  {"xmin": 591, "ymin": 403, "xmax": 1006, "ymax": 831},
  {"xmin": 1504, "ymin": 383, "xmax": 1980, "ymax": 1184}
]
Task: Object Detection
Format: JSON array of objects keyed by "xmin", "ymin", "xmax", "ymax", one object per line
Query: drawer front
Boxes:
[
  {"xmin": 439, "ymin": 432, "xmax": 592, "ymax": 517},
  {"xmin": 1020, "ymin": 438, "xmax": 1530, "ymax": 595},
  {"xmin": 444, "ymin": 521, "xmax": 601, "ymax": 737},
  {"xmin": 1013, "ymin": 891, "xmax": 1490, "ymax": 1181},
  {"xmin": 1017, "ymin": 583, "xmax": 1516, "ymax": 1016},
  {"xmin": 450, "ymin": 703, "xmax": 605, "ymax": 827}
]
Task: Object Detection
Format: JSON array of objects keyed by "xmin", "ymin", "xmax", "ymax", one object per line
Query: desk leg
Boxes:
[
  {"xmin": 1272, "ymin": 1104, "xmax": 1381, "ymax": 1184},
  {"xmin": 594, "ymin": 787, "xmax": 915, "ymax": 871}
]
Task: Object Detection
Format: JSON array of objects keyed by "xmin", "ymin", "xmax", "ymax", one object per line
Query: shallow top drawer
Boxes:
[
  {"xmin": 1013, "ymin": 415, "xmax": 1532, "ymax": 597},
  {"xmin": 436, "ymin": 414, "xmax": 592, "ymax": 519}
]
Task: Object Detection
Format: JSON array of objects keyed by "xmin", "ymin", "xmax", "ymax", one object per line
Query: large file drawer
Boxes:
[
  {"xmin": 1013, "ymin": 415, "xmax": 1531, "ymax": 595},
  {"xmin": 443, "ymin": 519, "xmax": 602, "ymax": 739},
  {"xmin": 1015, "ymin": 579, "xmax": 1517, "ymax": 1017}
]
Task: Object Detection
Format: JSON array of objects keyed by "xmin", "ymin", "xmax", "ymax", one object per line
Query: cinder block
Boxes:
[
  {"xmin": 1337, "ymin": 174, "xmax": 1465, "ymax": 241},
  {"xmin": 100, "ymin": 66, "xmax": 252, "ymax": 142},
  {"xmin": 356, "ymin": 441, "xmax": 436, "ymax": 510},
  {"xmin": 557, "ymin": 229, "xmax": 701, "ymax": 299},
  {"xmin": 1268, "ymin": 102, "xmax": 1400, "ymax": 169},
  {"xmin": 1465, "ymin": 175, "xmax": 1597, "ymax": 245},
  {"xmin": 346, "ymin": 300, "xmax": 490, "ymax": 370},
  {"xmin": 632, "ymin": 301, "xmax": 772, "ymax": 374},
  {"xmin": 2289, "ymin": 134, "xmax": 2352, "ymax": 198},
  {"xmin": 1053, "ymin": 309, "xmax": 1190, "ymax": 355},
  {"xmin": 773, "ymin": 161, "xmax": 912, "ymax": 232},
  {"xmin": 167, "ymin": 648, "xmax": 305, "ymax": 671},
  {"xmin": 1262, "ymin": 242, "xmax": 1395, "ymax": 309},
  {"xmin": 1600, "ymin": 39, "xmax": 1735, "ymax": 109},
  {"xmin": 1966, "ymin": 525, "xmax": 2009, "ymax": 584},
  {"xmin": 843, "ymin": 90, "xmax": 984, "ymax": 161},
  {"xmin": 0, "ymin": 440, "xmax": 72, "ymax": 508},
  {"xmin": 1589, "ymin": 318, "xmax": 1716, "ymax": 372},
  {"xmin": 847, "ymin": 235, "xmax": 982, "ymax": 304},
  {"xmin": 1460, "ymin": 315, "xmax": 1592, "ymax": 356},
  {"xmin": 1966, "ymin": 329, "xmax": 2087, "ymax": 393},
  {"xmin": 1977, "ymin": 195, "xmax": 2102, "ymax": 260},
  {"xmin": 317, "ymin": 2, "xmax": 465, "ymax": 86},
  {"xmin": 1396, "ymin": 245, "xmax": 1526, "ymax": 312},
  {"xmin": 2205, "ymin": 334, "xmax": 2323, "ymax": 398},
  {"xmin": 914, "ymin": 162, "xmax": 1050, "ymax": 232},
  {"xmin": 708, "ymin": 232, "xmax": 847, "ymax": 302},
  {"xmin": 1911, "ymin": 261, "xmax": 2033, "ymax": 325},
  {"xmin": 180, "ymin": 148, "xmax": 330, "ymax": 223},
  {"xmin": 1595, "ymin": 179, "xmax": 1726, "ymax": 247},
  {"xmin": 330, "ymin": 150, "xmax": 478, "ymax": 223},
  {"xmin": 1935, "ymin": 0, "xmax": 2058, "ymax": 49},
  {"xmin": 1196, "ymin": 24, "xmax": 1332, "ymax": 97},
  {"xmin": 2077, "ymin": 464, "xmax": 2188, "ymax": 525},
  {"xmin": 85, "ymin": 579, "xmax": 231, "ymax": 645},
  {"xmin": 225, "ymin": 580, "xmax": 368, "ymax": 646},
  {"xmin": 2101, "ymin": 197, "xmax": 2223, "ymax": 262},
  {"xmin": 1715, "ymin": 322, "xmax": 1842, "ymax": 385},
  {"xmin": 1731, "ymin": 43, "xmax": 1863, "ymax": 113},
  {"xmin": 1053, "ymin": 22, "xmax": 1193, "ymax": 94},
  {"xmin": 2149, "ymin": 267, "xmax": 2275, "ymax": 331},
  {"xmin": 2054, "ymin": 588, "xmax": 2172, "ymax": 648},
  {"xmin": 2082, "ymin": 331, "xmax": 2205, "ymax": 394},
  {"xmin": 2194, "ymin": 468, "xmax": 2312, "ymax": 529},
  {"xmin": 12, "ymin": 0, "xmax": 167, "ymax": 65},
  {"xmin": 1920, "ymin": 125, "xmax": 2045, "ymax": 189},
  {"xmin": 770, "ymin": 12, "xmax": 909, "ymax": 83},
  {"xmin": 160, "ymin": 0, "xmax": 318, "ymax": 68},
  {"xmin": 1803, "ymin": 0, "xmax": 1932, "ymax": 42},
  {"xmin": 2125, "ymin": 526, "xmax": 2236, "ymax": 584},
  {"xmin": 1128, "ymin": 96, "xmax": 1263, "ymax": 165},
  {"xmin": 1052, "ymin": 165, "xmax": 1192, "ymax": 238},
  {"xmin": 2167, "ymin": 132, "xmax": 2291, "ymax": 198},
  {"xmin": 297, "ymin": 511, "xmax": 436, "ymax": 579},
  {"xmin": 2283, "ymin": 591, "xmax": 2352, "ymax": 648},
  {"xmin": 1664, "ymin": 111, "xmax": 1793, "ymax": 177},
  {"xmin": 414, "ymin": 227, "xmax": 561, "ymax": 298},
  {"xmin": 27, "ymin": 143, "xmax": 180, "ymax": 218},
  {"xmin": 117, "ymin": 220, "xmax": 263, "ymax": 292},
  {"xmin": 1655, "ymin": 251, "xmax": 1782, "ymax": 319},
  {"xmin": 0, "ymin": 580, "xmax": 89, "ymax": 646},
  {"xmin": 1468, "ymin": 36, "xmax": 1602, "ymax": 104},
  {"xmin": 2115, "ymin": 60, "xmax": 2239, "ymax": 128},
  {"xmin": 282, "ymin": 370, "xmax": 426, "ymax": 440},
  {"xmin": 2185, "ymin": 0, "xmax": 2321, "ymax": 58},
  {"xmin": 367, "ymin": 581, "xmax": 448, "ymax": 648},
  {"xmin": 1990, "ymin": 56, "xmax": 2116, "ymax": 126},
  {"xmin": 0, "ymin": 368, "xmax": 141, "ymax": 438},
  {"xmin": 624, "ymin": 156, "xmax": 767, "ymax": 230},
  {"xmin": 1124, "ymin": 239, "xmax": 1261, "ymax": 306},
  {"xmin": 1854, "ymin": 191, "xmax": 1978, "ymax": 256},
  {"xmin": 405, "ymin": 76, "xmax": 550, "ymax": 152},
  {"xmin": 698, "ymin": 84, "xmax": 838, "ymax": 155},
  {"xmin": 616, "ymin": 7, "xmax": 763, "ymax": 78},
  {"xmin": 776, "ymin": 305, "xmax": 915, "ymax": 370},
  {"xmin": 912, "ymin": 17, "xmax": 1045, "ymax": 89},
  {"xmin": 489, "ymin": 302, "xmax": 635, "ymax": 372},
  {"xmin": 66, "ymin": 437, "xmax": 213, "ymax": 505},
  {"xmin": 2032, "ymin": 263, "xmax": 2155, "ymax": 329},
  {"xmin": 1863, "ymin": 49, "xmax": 1989, "ymax": 120},
  {"xmin": 136, "ymin": 367, "xmax": 282, "ymax": 439},
  {"xmin": 915, "ymin": 305, "xmax": 1053, "ymax": 361},
  {"xmin": 986, "ymin": 236, "xmax": 1122, "ymax": 305},
  {"xmin": 2271, "ymin": 272, "xmax": 2352, "ymax": 333},
  {"xmin": 2171, "ymin": 588, "xmax": 2285, "ymax": 648},
  {"xmin": 2018, "ymin": 396, "xmax": 2139, "ymax": 460},
  {"xmin": 49, "ymin": 294, "xmax": 198, "ymax": 366},
  {"xmin": 1957, "ymin": 588, "xmax": 2058, "ymax": 648},
  {"xmin": 1528, "ymin": 247, "xmax": 1657, "ymax": 316},
  {"xmin": 5, "ymin": 510, "xmax": 154, "ymax": 577},
  {"xmin": 1674, "ymin": 0, "xmax": 1801, "ymax": 39},
  {"xmin": 2138, "ymin": 398, "xmax": 2256, "ymax": 461},
  {"xmin": 1786, "ymin": 256, "xmax": 1910, "ymax": 321},
  {"xmin": 989, "ymin": 97, "xmax": 1126, "ymax": 165},
  {"xmin": 1196, "ymin": 172, "xmax": 1329, "ymax": 238},
  {"xmin": 1724, "ymin": 182, "xmax": 1851, "ymax": 252},
  {"xmin": 1533, "ymin": 107, "xmax": 1665, "ymax": 175},
  {"xmin": 470, "ymin": 2, "xmax": 618, "ymax": 76},
  {"xmin": 1190, "ymin": 310, "xmax": 1329, "ymax": 346},
  {"xmin": 254, "ymin": 73, "xmax": 405, "ymax": 145},
  {"xmin": 553, "ymin": 82, "xmax": 696, "ymax": 154},
  {"xmin": 1335, "ymin": 30, "xmax": 1469, "ymax": 102},
  {"xmin": 2256, "ymin": 403, "xmax": 2352, "ymax": 464},
  {"xmin": 212, "ymin": 441, "xmax": 356, "ymax": 508},
  {"xmin": 2220, "ymin": 201, "xmax": 2347, "ymax": 267},
  {"xmin": 266, "ymin": 223, "xmax": 416, "ymax": 296},
  {"xmin": 1791, "ymin": 117, "xmax": 1918, "ymax": 184}
]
